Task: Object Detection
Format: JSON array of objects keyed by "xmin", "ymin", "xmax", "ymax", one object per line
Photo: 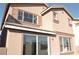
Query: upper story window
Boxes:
[
  {"xmin": 53, "ymin": 12, "xmax": 57, "ymax": 16},
  {"xmin": 68, "ymin": 18, "xmax": 72, "ymax": 27},
  {"xmin": 53, "ymin": 11, "xmax": 59, "ymax": 23},
  {"xmin": 18, "ymin": 10, "xmax": 37, "ymax": 24},
  {"xmin": 59, "ymin": 36, "xmax": 72, "ymax": 52}
]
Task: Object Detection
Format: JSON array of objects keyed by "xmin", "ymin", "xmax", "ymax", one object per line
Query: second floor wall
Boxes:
[
  {"xmin": 5, "ymin": 3, "xmax": 47, "ymax": 29},
  {"xmin": 52, "ymin": 9, "xmax": 73, "ymax": 34},
  {"xmin": 42, "ymin": 9, "xmax": 73, "ymax": 34},
  {"xmin": 4, "ymin": 3, "xmax": 73, "ymax": 34}
]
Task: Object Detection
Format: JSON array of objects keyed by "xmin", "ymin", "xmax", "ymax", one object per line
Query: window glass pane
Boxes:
[
  {"xmin": 24, "ymin": 12, "xmax": 32, "ymax": 22},
  {"xmin": 28, "ymin": 13, "xmax": 33, "ymax": 19},
  {"xmin": 18, "ymin": 10, "xmax": 23, "ymax": 20},
  {"xmin": 33, "ymin": 15, "xmax": 37, "ymax": 23},
  {"xmin": 24, "ymin": 11, "xmax": 28, "ymax": 18},
  {"xmin": 63, "ymin": 37, "xmax": 69, "ymax": 51},
  {"xmin": 59, "ymin": 36, "xmax": 63, "ymax": 52},
  {"xmin": 23, "ymin": 35, "xmax": 36, "ymax": 55},
  {"xmin": 23, "ymin": 34, "xmax": 48, "ymax": 55},
  {"xmin": 38, "ymin": 35, "xmax": 48, "ymax": 55}
]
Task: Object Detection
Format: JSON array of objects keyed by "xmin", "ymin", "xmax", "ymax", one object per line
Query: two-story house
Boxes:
[{"xmin": 0, "ymin": 3, "xmax": 74, "ymax": 55}]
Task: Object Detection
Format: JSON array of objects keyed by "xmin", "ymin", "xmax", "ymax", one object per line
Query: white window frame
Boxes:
[
  {"xmin": 23, "ymin": 33, "xmax": 49, "ymax": 55},
  {"xmin": 48, "ymin": 36, "xmax": 50, "ymax": 55},
  {"xmin": 18, "ymin": 10, "xmax": 37, "ymax": 24}
]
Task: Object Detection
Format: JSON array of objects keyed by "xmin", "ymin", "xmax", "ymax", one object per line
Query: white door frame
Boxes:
[{"xmin": 48, "ymin": 36, "xmax": 50, "ymax": 55}]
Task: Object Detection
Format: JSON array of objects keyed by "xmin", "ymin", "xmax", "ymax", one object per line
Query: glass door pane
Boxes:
[
  {"xmin": 38, "ymin": 35, "xmax": 48, "ymax": 55},
  {"xmin": 23, "ymin": 34, "xmax": 36, "ymax": 55}
]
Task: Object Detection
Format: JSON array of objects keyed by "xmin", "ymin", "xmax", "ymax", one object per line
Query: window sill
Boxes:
[{"xmin": 60, "ymin": 51, "xmax": 74, "ymax": 55}]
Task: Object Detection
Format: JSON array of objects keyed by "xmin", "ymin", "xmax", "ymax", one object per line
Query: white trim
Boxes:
[
  {"xmin": 36, "ymin": 35, "xmax": 38, "ymax": 55},
  {"xmin": 48, "ymin": 36, "xmax": 50, "ymax": 55},
  {"xmin": 22, "ymin": 11, "xmax": 24, "ymax": 22},
  {"xmin": 36, "ymin": 16, "xmax": 39, "ymax": 25},
  {"xmin": 4, "ymin": 25, "xmax": 56, "ymax": 35}
]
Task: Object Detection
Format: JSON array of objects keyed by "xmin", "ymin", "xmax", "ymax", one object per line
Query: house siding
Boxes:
[
  {"xmin": 52, "ymin": 10, "xmax": 73, "ymax": 34},
  {"xmin": 41, "ymin": 11, "xmax": 54, "ymax": 31},
  {"xmin": 6, "ymin": 29, "xmax": 23, "ymax": 55}
]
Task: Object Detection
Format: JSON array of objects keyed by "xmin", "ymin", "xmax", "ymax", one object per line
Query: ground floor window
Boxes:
[
  {"xmin": 59, "ymin": 36, "xmax": 71, "ymax": 52},
  {"xmin": 23, "ymin": 33, "xmax": 48, "ymax": 55}
]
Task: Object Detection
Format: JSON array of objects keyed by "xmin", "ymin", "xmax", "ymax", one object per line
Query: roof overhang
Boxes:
[
  {"xmin": 73, "ymin": 18, "xmax": 79, "ymax": 21},
  {"xmin": 3, "ymin": 24, "xmax": 56, "ymax": 36}
]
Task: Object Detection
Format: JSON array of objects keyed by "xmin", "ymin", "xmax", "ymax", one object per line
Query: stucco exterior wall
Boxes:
[
  {"xmin": 6, "ymin": 29, "xmax": 23, "ymax": 55},
  {"xmin": 74, "ymin": 46, "xmax": 79, "ymax": 55},
  {"xmin": 49, "ymin": 36, "xmax": 60, "ymax": 55},
  {"xmin": 10, "ymin": 4, "xmax": 46, "ymax": 16},
  {"xmin": 41, "ymin": 11, "xmax": 54, "ymax": 31},
  {"xmin": 52, "ymin": 10, "xmax": 73, "ymax": 34}
]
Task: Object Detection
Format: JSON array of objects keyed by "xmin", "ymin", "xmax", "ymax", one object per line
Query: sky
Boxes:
[
  {"xmin": 0, "ymin": 3, "xmax": 5, "ymax": 25},
  {"xmin": 0, "ymin": 3, "xmax": 79, "ymax": 25}
]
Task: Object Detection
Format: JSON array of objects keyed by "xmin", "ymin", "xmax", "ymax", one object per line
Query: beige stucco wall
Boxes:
[
  {"xmin": 41, "ymin": 11, "xmax": 54, "ymax": 31},
  {"xmin": 6, "ymin": 29, "xmax": 23, "ymax": 55},
  {"xmin": 49, "ymin": 36, "xmax": 60, "ymax": 55},
  {"xmin": 74, "ymin": 46, "xmax": 79, "ymax": 55},
  {"xmin": 52, "ymin": 10, "xmax": 73, "ymax": 34},
  {"xmin": 10, "ymin": 4, "xmax": 47, "ymax": 16}
]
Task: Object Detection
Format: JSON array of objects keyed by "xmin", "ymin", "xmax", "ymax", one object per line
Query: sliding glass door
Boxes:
[
  {"xmin": 23, "ymin": 33, "xmax": 48, "ymax": 55},
  {"xmin": 23, "ymin": 34, "xmax": 36, "ymax": 55}
]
